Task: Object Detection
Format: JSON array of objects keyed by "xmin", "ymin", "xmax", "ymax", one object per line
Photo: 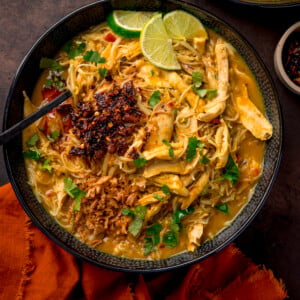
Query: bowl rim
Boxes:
[
  {"xmin": 227, "ymin": 0, "xmax": 300, "ymax": 8},
  {"xmin": 274, "ymin": 21, "xmax": 300, "ymax": 95},
  {"xmin": 3, "ymin": 0, "xmax": 283, "ymax": 272}
]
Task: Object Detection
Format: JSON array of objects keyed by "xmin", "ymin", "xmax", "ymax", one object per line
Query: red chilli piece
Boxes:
[
  {"xmin": 104, "ymin": 33, "xmax": 117, "ymax": 42},
  {"xmin": 42, "ymin": 87, "xmax": 62, "ymax": 102},
  {"xmin": 210, "ymin": 118, "xmax": 221, "ymax": 125}
]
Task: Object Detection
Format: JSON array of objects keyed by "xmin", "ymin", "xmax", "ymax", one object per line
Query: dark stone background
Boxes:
[{"xmin": 0, "ymin": 0, "xmax": 299, "ymax": 298}]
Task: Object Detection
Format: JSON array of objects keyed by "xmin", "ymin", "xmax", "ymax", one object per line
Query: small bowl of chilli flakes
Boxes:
[
  {"xmin": 274, "ymin": 21, "xmax": 300, "ymax": 95},
  {"xmin": 4, "ymin": 0, "xmax": 282, "ymax": 271}
]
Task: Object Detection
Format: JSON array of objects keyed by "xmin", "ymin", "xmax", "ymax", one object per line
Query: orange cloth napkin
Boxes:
[{"xmin": 0, "ymin": 183, "xmax": 287, "ymax": 300}]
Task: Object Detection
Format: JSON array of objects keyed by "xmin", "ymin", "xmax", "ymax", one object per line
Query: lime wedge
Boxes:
[
  {"xmin": 140, "ymin": 13, "xmax": 181, "ymax": 70},
  {"xmin": 163, "ymin": 10, "xmax": 207, "ymax": 40},
  {"xmin": 107, "ymin": 10, "xmax": 156, "ymax": 38}
]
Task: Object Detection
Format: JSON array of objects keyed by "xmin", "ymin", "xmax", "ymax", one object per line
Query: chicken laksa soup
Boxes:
[{"xmin": 23, "ymin": 10, "xmax": 272, "ymax": 259}]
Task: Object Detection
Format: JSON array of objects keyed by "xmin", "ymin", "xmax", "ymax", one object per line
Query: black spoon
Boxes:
[{"xmin": 0, "ymin": 90, "xmax": 72, "ymax": 145}]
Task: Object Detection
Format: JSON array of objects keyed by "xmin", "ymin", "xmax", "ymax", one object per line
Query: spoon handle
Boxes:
[{"xmin": 0, "ymin": 90, "xmax": 72, "ymax": 145}]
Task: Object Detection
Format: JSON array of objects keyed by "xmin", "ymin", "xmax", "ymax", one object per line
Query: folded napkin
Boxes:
[{"xmin": 0, "ymin": 183, "xmax": 287, "ymax": 300}]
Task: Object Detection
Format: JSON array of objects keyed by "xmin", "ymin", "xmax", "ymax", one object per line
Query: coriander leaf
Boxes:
[
  {"xmin": 192, "ymin": 86, "xmax": 207, "ymax": 98},
  {"xmin": 38, "ymin": 158, "xmax": 52, "ymax": 173},
  {"xmin": 186, "ymin": 136, "xmax": 201, "ymax": 162},
  {"xmin": 121, "ymin": 208, "xmax": 134, "ymax": 218},
  {"xmin": 129, "ymin": 217, "xmax": 143, "ymax": 236},
  {"xmin": 26, "ymin": 133, "xmax": 39, "ymax": 147},
  {"xmin": 150, "ymin": 70, "xmax": 155, "ymax": 76},
  {"xmin": 200, "ymin": 155, "xmax": 210, "ymax": 165},
  {"xmin": 49, "ymin": 131, "xmax": 60, "ymax": 142},
  {"xmin": 63, "ymin": 41, "xmax": 86, "ymax": 59},
  {"xmin": 40, "ymin": 57, "xmax": 63, "ymax": 71},
  {"xmin": 149, "ymin": 90, "xmax": 161, "ymax": 108},
  {"xmin": 134, "ymin": 205, "xmax": 147, "ymax": 219},
  {"xmin": 83, "ymin": 50, "xmax": 106, "ymax": 64},
  {"xmin": 146, "ymin": 223, "xmax": 162, "ymax": 246},
  {"xmin": 23, "ymin": 149, "xmax": 41, "ymax": 161},
  {"xmin": 163, "ymin": 231, "xmax": 178, "ymax": 248},
  {"xmin": 98, "ymin": 67, "xmax": 108, "ymax": 78},
  {"xmin": 207, "ymin": 89, "xmax": 218, "ymax": 99},
  {"xmin": 161, "ymin": 184, "xmax": 170, "ymax": 196},
  {"xmin": 173, "ymin": 206, "xmax": 195, "ymax": 224},
  {"xmin": 153, "ymin": 194, "xmax": 163, "ymax": 201},
  {"xmin": 44, "ymin": 79, "xmax": 53, "ymax": 89},
  {"xmin": 63, "ymin": 177, "xmax": 86, "ymax": 212},
  {"xmin": 192, "ymin": 72, "xmax": 203, "ymax": 88},
  {"xmin": 221, "ymin": 155, "xmax": 240, "ymax": 185},
  {"xmin": 162, "ymin": 139, "xmax": 174, "ymax": 158},
  {"xmin": 133, "ymin": 157, "xmax": 148, "ymax": 168},
  {"xmin": 144, "ymin": 236, "xmax": 156, "ymax": 255},
  {"xmin": 215, "ymin": 203, "xmax": 229, "ymax": 213}
]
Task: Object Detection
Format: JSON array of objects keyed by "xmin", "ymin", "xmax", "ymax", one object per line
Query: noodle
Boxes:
[{"xmin": 23, "ymin": 19, "xmax": 272, "ymax": 259}]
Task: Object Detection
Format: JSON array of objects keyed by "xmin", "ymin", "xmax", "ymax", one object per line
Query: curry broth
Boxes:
[{"xmin": 23, "ymin": 25, "xmax": 267, "ymax": 260}]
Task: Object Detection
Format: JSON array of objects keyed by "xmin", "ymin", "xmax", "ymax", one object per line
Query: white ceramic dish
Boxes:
[{"xmin": 274, "ymin": 21, "xmax": 300, "ymax": 95}]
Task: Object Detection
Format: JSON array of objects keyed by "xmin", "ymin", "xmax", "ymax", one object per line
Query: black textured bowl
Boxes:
[
  {"xmin": 227, "ymin": 0, "xmax": 300, "ymax": 8},
  {"xmin": 3, "ymin": 0, "xmax": 282, "ymax": 272}
]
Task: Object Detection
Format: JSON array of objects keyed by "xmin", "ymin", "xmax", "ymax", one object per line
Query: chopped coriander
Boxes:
[
  {"xmin": 150, "ymin": 70, "xmax": 155, "ymax": 76},
  {"xmin": 153, "ymin": 194, "xmax": 163, "ymax": 201},
  {"xmin": 192, "ymin": 86, "xmax": 208, "ymax": 98},
  {"xmin": 148, "ymin": 90, "xmax": 161, "ymax": 108},
  {"xmin": 121, "ymin": 208, "xmax": 135, "ymax": 218},
  {"xmin": 186, "ymin": 136, "xmax": 201, "ymax": 162},
  {"xmin": 207, "ymin": 89, "xmax": 218, "ymax": 99},
  {"xmin": 200, "ymin": 155, "xmax": 210, "ymax": 165},
  {"xmin": 133, "ymin": 157, "xmax": 148, "ymax": 168},
  {"xmin": 98, "ymin": 67, "xmax": 108, "ymax": 78},
  {"xmin": 26, "ymin": 133, "xmax": 39, "ymax": 147},
  {"xmin": 215, "ymin": 203, "xmax": 229, "ymax": 213},
  {"xmin": 161, "ymin": 184, "xmax": 170, "ymax": 196},
  {"xmin": 162, "ymin": 139, "xmax": 174, "ymax": 158},
  {"xmin": 173, "ymin": 206, "xmax": 195, "ymax": 224},
  {"xmin": 163, "ymin": 231, "xmax": 178, "ymax": 248},
  {"xmin": 220, "ymin": 155, "xmax": 240, "ymax": 185},
  {"xmin": 40, "ymin": 57, "xmax": 63, "ymax": 71},
  {"xmin": 38, "ymin": 158, "xmax": 52, "ymax": 173},
  {"xmin": 23, "ymin": 149, "xmax": 41, "ymax": 161},
  {"xmin": 63, "ymin": 178, "xmax": 86, "ymax": 212},
  {"xmin": 123, "ymin": 205, "xmax": 147, "ymax": 237},
  {"xmin": 199, "ymin": 185, "xmax": 209, "ymax": 197},
  {"xmin": 83, "ymin": 50, "xmax": 106, "ymax": 64},
  {"xmin": 49, "ymin": 131, "xmax": 60, "ymax": 142},
  {"xmin": 183, "ymin": 118, "xmax": 188, "ymax": 124},
  {"xmin": 44, "ymin": 79, "xmax": 53, "ymax": 89},
  {"xmin": 63, "ymin": 41, "xmax": 86, "ymax": 59},
  {"xmin": 144, "ymin": 222, "xmax": 162, "ymax": 255},
  {"xmin": 192, "ymin": 72, "xmax": 203, "ymax": 88}
]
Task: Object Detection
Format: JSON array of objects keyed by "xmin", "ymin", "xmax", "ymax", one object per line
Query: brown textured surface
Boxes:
[{"xmin": 0, "ymin": 0, "xmax": 299, "ymax": 298}]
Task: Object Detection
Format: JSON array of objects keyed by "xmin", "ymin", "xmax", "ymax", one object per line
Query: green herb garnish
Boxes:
[
  {"xmin": 162, "ymin": 139, "xmax": 174, "ymax": 158},
  {"xmin": 83, "ymin": 50, "xmax": 106, "ymax": 64},
  {"xmin": 148, "ymin": 90, "xmax": 161, "ymax": 108},
  {"xmin": 220, "ymin": 155, "xmax": 240, "ymax": 185},
  {"xmin": 162, "ymin": 231, "xmax": 178, "ymax": 248},
  {"xmin": 38, "ymin": 158, "xmax": 52, "ymax": 173},
  {"xmin": 40, "ymin": 57, "xmax": 63, "ymax": 71},
  {"xmin": 200, "ymin": 155, "xmax": 210, "ymax": 165},
  {"xmin": 49, "ymin": 131, "xmax": 60, "ymax": 142},
  {"xmin": 192, "ymin": 72, "xmax": 203, "ymax": 88},
  {"xmin": 192, "ymin": 87, "xmax": 218, "ymax": 99},
  {"xmin": 98, "ymin": 67, "xmax": 108, "ymax": 78},
  {"xmin": 63, "ymin": 41, "xmax": 86, "ymax": 59},
  {"xmin": 186, "ymin": 136, "xmax": 201, "ymax": 162},
  {"xmin": 215, "ymin": 203, "xmax": 229, "ymax": 213},
  {"xmin": 133, "ymin": 157, "xmax": 148, "ymax": 168},
  {"xmin": 161, "ymin": 184, "xmax": 170, "ymax": 196},
  {"xmin": 153, "ymin": 194, "xmax": 163, "ymax": 201},
  {"xmin": 143, "ymin": 222, "xmax": 163, "ymax": 255},
  {"xmin": 23, "ymin": 149, "xmax": 41, "ymax": 161},
  {"xmin": 150, "ymin": 70, "xmax": 155, "ymax": 76},
  {"xmin": 63, "ymin": 177, "xmax": 86, "ymax": 211},
  {"xmin": 26, "ymin": 133, "xmax": 39, "ymax": 147},
  {"xmin": 122, "ymin": 205, "xmax": 147, "ymax": 237}
]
